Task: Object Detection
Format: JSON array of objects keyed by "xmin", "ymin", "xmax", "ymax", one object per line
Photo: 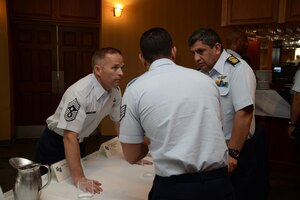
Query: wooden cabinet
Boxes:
[
  {"xmin": 7, "ymin": 0, "xmax": 100, "ymax": 23},
  {"xmin": 221, "ymin": 0, "xmax": 300, "ymax": 26},
  {"xmin": 7, "ymin": 0, "xmax": 100, "ymax": 126},
  {"xmin": 11, "ymin": 23, "xmax": 99, "ymax": 125},
  {"xmin": 284, "ymin": 0, "xmax": 300, "ymax": 22}
]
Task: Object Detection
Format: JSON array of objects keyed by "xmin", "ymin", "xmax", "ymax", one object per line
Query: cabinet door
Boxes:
[
  {"xmin": 12, "ymin": 23, "xmax": 57, "ymax": 125},
  {"xmin": 221, "ymin": 0, "xmax": 280, "ymax": 26},
  {"xmin": 7, "ymin": 0, "xmax": 100, "ymax": 23},
  {"xmin": 58, "ymin": 26, "xmax": 99, "ymax": 89},
  {"xmin": 58, "ymin": 0, "xmax": 100, "ymax": 23},
  {"xmin": 285, "ymin": 0, "xmax": 300, "ymax": 22},
  {"xmin": 7, "ymin": 0, "xmax": 55, "ymax": 20},
  {"xmin": 11, "ymin": 23, "xmax": 99, "ymax": 126}
]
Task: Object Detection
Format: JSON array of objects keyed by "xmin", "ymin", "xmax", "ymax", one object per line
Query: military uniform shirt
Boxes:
[
  {"xmin": 209, "ymin": 50, "xmax": 256, "ymax": 140},
  {"xmin": 291, "ymin": 69, "xmax": 300, "ymax": 93},
  {"xmin": 119, "ymin": 58, "xmax": 228, "ymax": 177},
  {"xmin": 47, "ymin": 73, "xmax": 121, "ymax": 142},
  {"xmin": 226, "ymin": 49, "xmax": 242, "ymax": 59}
]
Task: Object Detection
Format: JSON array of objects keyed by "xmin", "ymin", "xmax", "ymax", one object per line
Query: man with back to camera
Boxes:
[
  {"xmin": 36, "ymin": 47, "xmax": 124, "ymax": 194},
  {"xmin": 226, "ymin": 28, "xmax": 269, "ymax": 199},
  {"xmin": 226, "ymin": 29, "xmax": 251, "ymax": 65},
  {"xmin": 119, "ymin": 27, "xmax": 234, "ymax": 199},
  {"xmin": 188, "ymin": 28, "xmax": 257, "ymax": 200}
]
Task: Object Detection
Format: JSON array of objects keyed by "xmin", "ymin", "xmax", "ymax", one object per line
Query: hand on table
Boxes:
[
  {"xmin": 76, "ymin": 177, "xmax": 103, "ymax": 194},
  {"xmin": 135, "ymin": 159, "xmax": 153, "ymax": 165}
]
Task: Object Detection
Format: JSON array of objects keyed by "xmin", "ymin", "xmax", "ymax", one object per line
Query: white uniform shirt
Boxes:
[
  {"xmin": 226, "ymin": 49, "xmax": 241, "ymax": 59},
  {"xmin": 119, "ymin": 58, "xmax": 227, "ymax": 177},
  {"xmin": 209, "ymin": 50, "xmax": 256, "ymax": 140},
  {"xmin": 47, "ymin": 73, "xmax": 121, "ymax": 142},
  {"xmin": 291, "ymin": 69, "xmax": 300, "ymax": 93}
]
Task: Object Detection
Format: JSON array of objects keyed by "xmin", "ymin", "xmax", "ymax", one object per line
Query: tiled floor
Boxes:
[{"xmin": 0, "ymin": 135, "xmax": 299, "ymax": 199}]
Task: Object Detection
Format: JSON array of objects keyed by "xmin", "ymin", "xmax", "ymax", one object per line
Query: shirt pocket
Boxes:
[{"xmin": 219, "ymin": 86, "xmax": 229, "ymax": 97}]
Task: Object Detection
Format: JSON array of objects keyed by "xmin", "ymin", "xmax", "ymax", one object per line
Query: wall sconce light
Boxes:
[{"xmin": 114, "ymin": 3, "xmax": 123, "ymax": 17}]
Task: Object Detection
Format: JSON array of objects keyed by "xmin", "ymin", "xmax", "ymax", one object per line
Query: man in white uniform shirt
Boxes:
[
  {"xmin": 119, "ymin": 27, "xmax": 234, "ymax": 199},
  {"xmin": 36, "ymin": 47, "xmax": 124, "ymax": 194},
  {"xmin": 287, "ymin": 67, "xmax": 300, "ymax": 160},
  {"xmin": 188, "ymin": 28, "xmax": 257, "ymax": 200}
]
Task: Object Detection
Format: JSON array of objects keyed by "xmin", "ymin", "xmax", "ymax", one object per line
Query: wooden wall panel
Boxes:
[
  {"xmin": 12, "ymin": 24, "xmax": 56, "ymax": 125},
  {"xmin": 9, "ymin": 0, "xmax": 54, "ymax": 19},
  {"xmin": 222, "ymin": 0, "xmax": 279, "ymax": 25},
  {"xmin": 58, "ymin": 0, "xmax": 99, "ymax": 22},
  {"xmin": 285, "ymin": 0, "xmax": 300, "ymax": 22},
  {"xmin": 8, "ymin": 0, "xmax": 100, "ymax": 23}
]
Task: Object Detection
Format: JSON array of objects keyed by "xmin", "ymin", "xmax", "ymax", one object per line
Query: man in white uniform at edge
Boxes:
[
  {"xmin": 119, "ymin": 27, "xmax": 234, "ymax": 199},
  {"xmin": 287, "ymin": 66, "xmax": 300, "ymax": 160}
]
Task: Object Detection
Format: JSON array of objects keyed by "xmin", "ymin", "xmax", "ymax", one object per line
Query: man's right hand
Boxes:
[
  {"xmin": 76, "ymin": 177, "xmax": 103, "ymax": 194},
  {"xmin": 228, "ymin": 156, "xmax": 238, "ymax": 173},
  {"xmin": 287, "ymin": 126, "xmax": 296, "ymax": 139}
]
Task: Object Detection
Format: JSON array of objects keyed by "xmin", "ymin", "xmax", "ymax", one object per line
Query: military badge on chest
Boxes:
[
  {"xmin": 215, "ymin": 75, "xmax": 228, "ymax": 87},
  {"xmin": 64, "ymin": 98, "xmax": 80, "ymax": 121}
]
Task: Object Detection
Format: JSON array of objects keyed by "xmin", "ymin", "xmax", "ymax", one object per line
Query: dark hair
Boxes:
[
  {"xmin": 140, "ymin": 27, "xmax": 173, "ymax": 63},
  {"xmin": 188, "ymin": 28, "xmax": 223, "ymax": 51},
  {"xmin": 92, "ymin": 47, "xmax": 122, "ymax": 67}
]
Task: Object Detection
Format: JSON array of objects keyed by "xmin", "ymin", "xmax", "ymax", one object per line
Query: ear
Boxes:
[
  {"xmin": 171, "ymin": 46, "xmax": 177, "ymax": 61},
  {"xmin": 139, "ymin": 53, "xmax": 147, "ymax": 67},
  {"xmin": 214, "ymin": 43, "xmax": 222, "ymax": 55},
  {"xmin": 94, "ymin": 64, "xmax": 102, "ymax": 76}
]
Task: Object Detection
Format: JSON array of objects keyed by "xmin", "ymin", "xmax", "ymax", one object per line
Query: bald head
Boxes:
[{"xmin": 226, "ymin": 29, "xmax": 249, "ymax": 56}]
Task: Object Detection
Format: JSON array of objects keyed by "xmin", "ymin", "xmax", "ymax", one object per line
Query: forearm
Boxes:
[
  {"xmin": 121, "ymin": 142, "xmax": 149, "ymax": 164},
  {"xmin": 63, "ymin": 131, "xmax": 84, "ymax": 185},
  {"xmin": 113, "ymin": 121, "xmax": 120, "ymax": 135},
  {"xmin": 228, "ymin": 108, "xmax": 253, "ymax": 151}
]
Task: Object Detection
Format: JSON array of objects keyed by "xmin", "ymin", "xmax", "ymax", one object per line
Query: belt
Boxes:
[{"xmin": 155, "ymin": 167, "xmax": 228, "ymax": 183}]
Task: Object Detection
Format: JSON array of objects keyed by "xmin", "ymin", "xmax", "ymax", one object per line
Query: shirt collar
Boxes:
[
  {"xmin": 91, "ymin": 74, "xmax": 109, "ymax": 101},
  {"xmin": 148, "ymin": 58, "xmax": 175, "ymax": 71},
  {"xmin": 209, "ymin": 50, "xmax": 230, "ymax": 76}
]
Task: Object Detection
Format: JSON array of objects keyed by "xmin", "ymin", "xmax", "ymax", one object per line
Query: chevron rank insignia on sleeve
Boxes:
[{"xmin": 64, "ymin": 98, "xmax": 80, "ymax": 121}]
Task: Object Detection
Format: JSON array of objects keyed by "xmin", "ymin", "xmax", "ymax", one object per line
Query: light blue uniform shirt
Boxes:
[
  {"xmin": 291, "ymin": 69, "xmax": 300, "ymax": 93},
  {"xmin": 209, "ymin": 50, "xmax": 256, "ymax": 140},
  {"xmin": 47, "ymin": 73, "xmax": 121, "ymax": 142},
  {"xmin": 119, "ymin": 58, "xmax": 228, "ymax": 177}
]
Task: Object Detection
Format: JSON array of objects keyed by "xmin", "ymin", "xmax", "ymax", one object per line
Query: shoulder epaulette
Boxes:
[{"xmin": 227, "ymin": 55, "xmax": 240, "ymax": 67}]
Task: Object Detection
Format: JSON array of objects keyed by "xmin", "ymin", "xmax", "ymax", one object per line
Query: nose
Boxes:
[
  {"xmin": 118, "ymin": 68, "xmax": 124, "ymax": 77},
  {"xmin": 194, "ymin": 53, "xmax": 201, "ymax": 63}
]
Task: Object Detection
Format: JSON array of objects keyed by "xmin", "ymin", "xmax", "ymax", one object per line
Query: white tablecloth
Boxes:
[
  {"xmin": 255, "ymin": 90, "xmax": 290, "ymax": 118},
  {"xmin": 5, "ymin": 151, "xmax": 154, "ymax": 200}
]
